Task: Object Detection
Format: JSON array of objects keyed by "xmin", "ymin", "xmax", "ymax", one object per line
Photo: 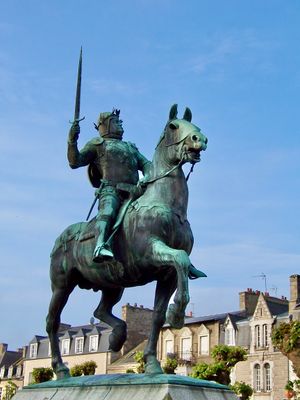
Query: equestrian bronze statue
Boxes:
[{"xmin": 46, "ymin": 103, "xmax": 208, "ymax": 379}]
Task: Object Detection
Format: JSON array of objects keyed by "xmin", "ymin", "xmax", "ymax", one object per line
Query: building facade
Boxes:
[
  {"xmin": 22, "ymin": 303, "xmax": 153, "ymax": 385},
  {"xmin": 158, "ymin": 274, "xmax": 300, "ymax": 400},
  {"xmin": 0, "ymin": 344, "xmax": 25, "ymax": 399}
]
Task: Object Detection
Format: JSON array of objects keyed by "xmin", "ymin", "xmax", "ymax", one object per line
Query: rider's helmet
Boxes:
[{"xmin": 96, "ymin": 109, "xmax": 123, "ymax": 138}]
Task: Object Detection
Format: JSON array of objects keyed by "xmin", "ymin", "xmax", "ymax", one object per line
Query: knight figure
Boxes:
[{"xmin": 67, "ymin": 109, "xmax": 151, "ymax": 263}]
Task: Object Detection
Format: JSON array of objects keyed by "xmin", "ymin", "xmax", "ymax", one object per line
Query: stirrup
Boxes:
[{"xmin": 93, "ymin": 244, "xmax": 114, "ymax": 263}]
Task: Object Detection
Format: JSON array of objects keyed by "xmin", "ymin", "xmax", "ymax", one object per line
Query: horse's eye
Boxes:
[{"xmin": 192, "ymin": 135, "xmax": 199, "ymax": 141}]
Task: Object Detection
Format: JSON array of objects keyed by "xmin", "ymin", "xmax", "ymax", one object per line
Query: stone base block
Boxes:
[{"xmin": 13, "ymin": 374, "xmax": 237, "ymax": 400}]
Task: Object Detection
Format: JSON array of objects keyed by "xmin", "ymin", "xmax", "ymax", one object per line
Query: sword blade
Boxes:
[{"xmin": 74, "ymin": 47, "xmax": 82, "ymax": 122}]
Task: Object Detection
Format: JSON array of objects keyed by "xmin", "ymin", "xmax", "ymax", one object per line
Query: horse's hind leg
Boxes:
[
  {"xmin": 144, "ymin": 274, "xmax": 177, "ymax": 374},
  {"xmin": 46, "ymin": 284, "xmax": 74, "ymax": 379},
  {"xmin": 93, "ymin": 287, "xmax": 126, "ymax": 352}
]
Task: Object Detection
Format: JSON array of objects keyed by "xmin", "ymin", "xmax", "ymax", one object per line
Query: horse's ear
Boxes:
[
  {"xmin": 169, "ymin": 104, "xmax": 178, "ymax": 121},
  {"xmin": 183, "ymin": 107, "xmax": 192, "ymax": 122}
]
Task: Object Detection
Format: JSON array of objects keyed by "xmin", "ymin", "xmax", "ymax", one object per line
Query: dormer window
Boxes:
[
  {"xmin": 75, "ymin": 337, "xmax": 84, "ymax": 354},
  {"xmin": 61, "ymin": 339, "xmax": 70, "ymax": 355},
  {"xmin": 224, "ymin": 319, "xmax": 235, "ymax": 346},
  {"xmin": 29, "ymin": 343, "xmax": 38, "ymax": 358},
  {"xmin": 89, "ymin": 335, "xmax": 99, "ymax": 352}
]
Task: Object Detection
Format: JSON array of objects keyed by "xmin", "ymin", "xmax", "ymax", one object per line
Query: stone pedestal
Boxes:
[{"xmin": 13, "ymin": 374, "xmax": 238, "ymax": 400}]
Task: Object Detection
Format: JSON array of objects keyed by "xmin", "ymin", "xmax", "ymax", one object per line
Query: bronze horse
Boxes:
[{"xmin": 46, "ymin": 105, "xmax": 208, "ymax": 378}]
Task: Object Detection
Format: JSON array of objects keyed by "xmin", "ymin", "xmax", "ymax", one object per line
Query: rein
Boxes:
[{"xmin": 143, "ymin": 151, "xmax": 195, "ymax": 187}]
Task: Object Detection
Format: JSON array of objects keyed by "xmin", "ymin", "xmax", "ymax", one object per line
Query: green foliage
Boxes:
[
  {"xmin": 70, "ymin": 364, "xmax": 83, "ymax": 377},
  {"xmin": 3, "ymin": 380, "xmax": 18, "ymax": 400},
  {"xmin": 163, "ymin": 357, "xmax": 178, "ymax": 374},
  {"xmin": 272, "ymin": 321, "xmax": 300, "ymax": 378},
  {"xmin": 191, "ymin": 345, "xmax": 247, "ymax": 385},
  {"xmin": 272, "ymin": 321, "xmax": 300, "ymax": 353},
  {"xmin": 69, "ymin": 361, "xmax": 97, "ymax": 377},
  {"xmin": 211, "ymin": 345, "xmax": 247, "ymax": 367},
  {"xmin": 230, "ymin": 381, "xmax": 253, "ymax": 400},
  {"xmin": 285, "ymin": 380, "xmax": 295, "ymax": 391},
  {"xmin": 32, "ymin": 367, "xmax": 54, "ymax": 383},
  {"xmin": 81, "ymin": 361, "xmax": 97, "ymax": 375},
  {"xmin": 134, "ymin": 351, "xmax": 145, "ymax": 373},
  {"xmin": 125, "ymin": 368, "xmax": 136, "ymax": 373}
]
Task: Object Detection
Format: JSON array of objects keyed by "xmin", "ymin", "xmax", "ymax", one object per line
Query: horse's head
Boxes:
[{"xmin": 157, "ymin": 104, "xmax": 208, "ymax": 166}]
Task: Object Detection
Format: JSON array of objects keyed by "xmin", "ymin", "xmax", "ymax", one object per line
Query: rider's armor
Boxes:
[{"xmin": 67, "ymin": 110, "xmax": 151, "ymax": 263}]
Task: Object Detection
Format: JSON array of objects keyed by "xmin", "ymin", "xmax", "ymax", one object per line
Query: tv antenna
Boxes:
[
  {"xmin": 252, "ymin": 272, "xmax": 268, "ymax": 292},
  {"xmin": 270, "ymin": 286, "xmax": 278, "ymax": 297}
]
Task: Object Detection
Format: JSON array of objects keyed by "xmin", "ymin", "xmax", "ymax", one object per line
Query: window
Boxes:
[
  {"xmin": 0, "ymin": 367, "xmax": 7, "ymax": 378},
  {"xmin": 255, "ymin": 325, "xmax": 261, "ymax": 348},
  {"xmin": 263, "ymin": 324, "xmax": 268, "ymax": 347},
  {"xmin": 16, "ymin": 365, "xmax": 22, "ymax": 378},
  {"xmin": 29, "ymin": 343, "xmax": 38, "ymax": 358},
  {"xmin": 264, "ymin": 363, "xmax": 271, "ymax": 391},
  {"xmin": 225, "ymin": 326, "xmax": 235, "ymax": 346},
  {"xmin": 61, "ymin": 339, "xmax": 70, "ymax": 355},
  {"xmin": 48, "ymin": 342, "xmax": 52, "ymax": 357},
  {"xmin": 181, "ymin": 337, "xmax": 192, "ymax": 360},
  {"xmin": 89, "ymin": 335, "xmax": 99, "ymax": 352},
  {"xmin": 165, "ymin": 339, "xmax": 174, "ymax": 357},
  {"xmin": 7, "ymin": 366, "xmax": 13, "ymax": 378},
  {"xmin": 75, "ymin": 337, "xmax": 84, "ymax": 353},
  {"xmin": 254, "ymin": 364, "xmax": 261, "ymax": 391},
  {"xmin": 199, "ymin": 335, "xmax": 209, "ymax": 355}
]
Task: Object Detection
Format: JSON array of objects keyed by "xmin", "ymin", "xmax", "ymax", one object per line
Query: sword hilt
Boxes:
[{"xmin": 69, "ymin": 116, "xmax": 85, "ymax": 125}]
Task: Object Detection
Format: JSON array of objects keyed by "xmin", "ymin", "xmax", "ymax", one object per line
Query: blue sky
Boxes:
[{"xmin": 0, "ymin": 1, "xmax": 299, "ymax": 350}]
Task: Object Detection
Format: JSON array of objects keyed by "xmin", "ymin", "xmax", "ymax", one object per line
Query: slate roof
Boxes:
[
  {"xmin": 265, "ymin": 298, "xmax": 289, "ymax": 316},
  {"xmin": 25, "ymin": 321, "xmax": 113, "ymax": 359},
  {"xmin": 0, "ymin": 350, "xmax": 22, "ymax": 368},
  {"xmin": 164, "ymin": 310, "xmax": 246, "ymax": 328},
  {"xmin": 109, "ymin": 340, "xmax": 147, "ymax": 366}
]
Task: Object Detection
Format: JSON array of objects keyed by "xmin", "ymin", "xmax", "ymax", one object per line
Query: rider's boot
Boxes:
[
  {"xmin": 188, "ymin": 264, "xmax": 207, "ymax": 280},
  {"xmin": 93, "ymin": 218, "xmax": 114, "ymax": 263}
]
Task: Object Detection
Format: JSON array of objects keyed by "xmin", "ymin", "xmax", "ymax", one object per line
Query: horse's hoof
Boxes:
[
  {"xmin": 109, "ymin": 324, "xmax": 127, "ymax": 352},
  {"xmin": 166, "ymin": 304, "xmax": 185, "ymax": 329},
  {"xmin": 55, "ymin": 365, "xmax": 70, "ymax": 380},
  {"xmin": 145, "ymin": 356, "xmax": 163, "ymax": 374}
]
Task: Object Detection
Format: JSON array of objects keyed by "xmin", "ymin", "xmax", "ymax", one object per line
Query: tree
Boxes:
[
  {"xmin": 3, "ymin": 380, "xmax": 18, "ymax": 400},
  {"xmin": 272, "ymin": 321, "xmax": 300, "ymax": 378},
  {"xmin": 190, "ymin": 345, "xmax": 247, "ymax": 385},
  {"xmin": 32, "ymin": 367, "xmax": 54, "ymax": 383}
]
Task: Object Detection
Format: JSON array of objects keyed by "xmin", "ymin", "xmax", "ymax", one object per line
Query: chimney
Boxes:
[
  {"xmin": 289, "ymin": 274, "xmax": 300, "ymax": 314},
  {"xmin": 0, "ymin": 343, "xmax": 8, "ymax": 355},
  {"xmin": 239, "ymin": 290, "xmax": 260, "ymax": 316}
]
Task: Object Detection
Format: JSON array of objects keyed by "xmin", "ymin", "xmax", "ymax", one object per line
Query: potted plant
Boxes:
[
  {"xmin": 230, "ymin": 381, "xmax": 253, "ymax": 400},
  {"xmin": 285, "ymin": 380, "xmax": 295, "ymax": 399}
]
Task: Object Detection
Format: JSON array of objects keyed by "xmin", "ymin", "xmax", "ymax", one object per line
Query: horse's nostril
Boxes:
[{"xmin": 192, "ymin": 135, "xmax": 198, "ymax": 141}]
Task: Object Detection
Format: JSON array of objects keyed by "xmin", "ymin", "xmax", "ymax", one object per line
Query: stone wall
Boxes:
[{"xmin": 121, "ymin": 303, "xmax": 153, "ymax": 355}]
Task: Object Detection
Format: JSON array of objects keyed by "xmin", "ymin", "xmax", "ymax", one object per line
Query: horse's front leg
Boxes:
[
  {"xmin": 152, "ymin": 239, "xmax": 190, "ymax": 329},
  {"xmin": 144, "ymin": 273, "xmax": 177, "ymax": 374}
]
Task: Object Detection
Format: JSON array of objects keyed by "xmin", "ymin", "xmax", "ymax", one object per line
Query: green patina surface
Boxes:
[{"xmin": 26, "ymin": 374, "xmax": 228, "ymax": 391}]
